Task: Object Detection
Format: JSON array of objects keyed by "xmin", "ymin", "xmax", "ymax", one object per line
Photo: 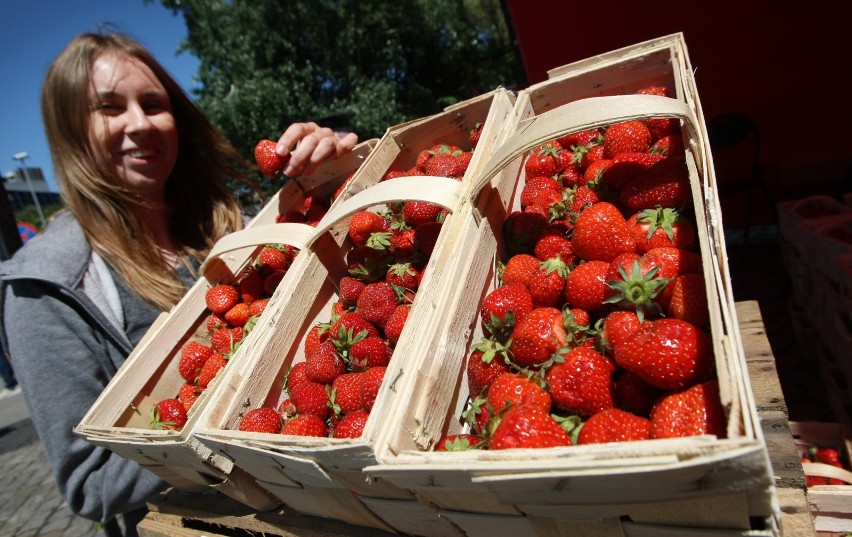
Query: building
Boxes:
[{"xmin": 3, "ymin": 166, "xmax": 62, "ymax": 212}]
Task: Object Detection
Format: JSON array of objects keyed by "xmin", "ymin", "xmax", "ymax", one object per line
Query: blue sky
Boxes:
[{"xmin": 0, "ymin": 0, "xmax": 200, "ymax": 192}]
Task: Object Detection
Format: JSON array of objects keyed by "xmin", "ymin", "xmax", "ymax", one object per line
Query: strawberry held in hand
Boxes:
[{"xmin": 254, "ymin": 139, "xmax": 287, "ymax": 178}]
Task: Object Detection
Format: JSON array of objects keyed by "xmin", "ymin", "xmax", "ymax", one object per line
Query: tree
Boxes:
[{"xmin": 153, "ymin": 0, "xmax": 522, "ymax": 171}]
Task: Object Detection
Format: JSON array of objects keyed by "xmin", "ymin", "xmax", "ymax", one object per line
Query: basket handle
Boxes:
[
  {"xmin": 468, "ymin": 94, "xmax": 702, "ymax": 198},
  {"xmin": 200, "ymin": 223, "xmax": 318, "ymax": 275},
  {"xmin": 802, "ymin": 461, "xmax": 852, "ymax": 484}
]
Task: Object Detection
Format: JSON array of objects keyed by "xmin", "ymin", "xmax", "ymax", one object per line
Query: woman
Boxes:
[{"xmin": 0, "ymin": 31, "xmax": 356, "ymax": 535}]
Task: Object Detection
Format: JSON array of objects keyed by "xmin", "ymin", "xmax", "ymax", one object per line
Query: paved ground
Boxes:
[{"xmin": 0, "ymin": 391, "xmax": 103, "ymax": 536}]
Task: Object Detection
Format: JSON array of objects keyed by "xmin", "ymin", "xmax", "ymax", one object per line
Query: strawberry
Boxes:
[
  {"xmin": 598, "ymin": 310, "xmax": 642, "ymax": 354},
  {"xmin": 533, "ymin": 232, "xmax": 575, "ymax": 265},
  {"xmin": 627, "ymin": 207, "xmax": 696, "ymax": 253},
  {"xmin": 423, "ymin": 147, "xmax": 471, "ymax": 178},
  {"xmin": 650, "ymin": 380, "xmax": 727, "ymax": 439},
  {"xmin": 524, "ymin": 141, "xmax": 563, "ymax": 178},
  {"xmin": 383, "ymin": 304, "xmax": 411, "ymax": 344},
  {"xmin": 480, "ymin": 283, "xmax": 534, "ymax": 339},
  {"xmin": 288, "ymin": 380, "xmax": 330, "ymax": 420},
  {"xmin": 349, "ymin": 211, "xmax": 390, "ymax": 247},
  {"xmin": 360, "ymin": 366, "xmax": 386, "ymax": 411},
  {"xmin": 501, "ymin": 253, "xmax": 540, "ymax": 287},
  {"xmin": 285, "ymin": 361, "xmax": 311, "ymax": 392},
  {"xmin": 224, "ymin": 302, "xmax": 251, "ymax": 328},
  {"xmin": 571, "ymin": 202, "xmax": 636, "ymax": 263},
  {"xmin": 604, "ymin": 257, "xmax": 670, "ymax": 321},
  {"xmin": 435, "ymin": 434, "xmax": 483, "ymax": 451},
  {"xmin": 636, "ymin": 85, "xmax": 670, "ymax": 97},
  {"xmin": 469, "ymin": 123, "xmax": 484, "ymax": 149},
  {"xmin": 197, "ymin": 353, "xmax": 228, "ymax": 388},
  {"xmin": 564, "ymin": 260, "xmax": 611, "ymax": 312},
  {"xmin": 254, "ymin": 139, "xmax": 286, "ymax": 178},
  {"xmin": 521, "ymin": 176, "xmax": 562, "ymax": 210},
  {"xmin": 502, "ymin": 211, "xmax": 549, "ymax": 256},
  {"xmin": 615, "ymin": 371, "xmax": 664, "ymax": 417},
  {"xmin": 603, "ymin": 121, "xmax": 652, "ymax": 159},
  {"xmin": 350, "ymin": 336, "xmax": 392, "ymax": 369},
  {"xmin": 650, "ymin": 134, "xmax": 685, "ymax": 157},
  {"xmin": 205, "ymin": 313, "xmax": 226, "ymax": 334},
  {"xmin": 415, "ymin": 221, "xmax": 443, "ymax": 257},
  {"xmin": 347, "ymin": 246, "xmax": 391, "ymax": 282},
  {"xmin": 332, "ymin": 410, "xmax": 370, "ymax": 438},
  {"xmin": 466, "ymin": 338, "xmax": 511, "ymax": 396},
  {"xmin": 329, "ymin": 312, "xmax": 381, "ymax": 342},
  {"xmin": 557, "ymin": 129, "xmax": 602, "ymax": 152},
  {"xmin": 486, "ymin": 372, "xmax": 552, "ymax": 415},
  {"xmin": 615, "ymin": 318, "xmax": 713, "ymax": 391},
  {"xmin": 281, "ymin": 414, "xmax": 329, "ymax": 437},
  {"xmin": 576, "ymin": 408, "xmax": 651, "ymax": 445},
  {"xmin": 305, "ymin": 340, "xmax": 345, "ymax": 384},
  {"xmin": 238, "ymin": 271, "xmax": 265, "ymax": 303},
  {"xmin": 263, "ymin": 270, "xmax": 286, "ymax": 295},
  {"xmin": 248, "ymin": 298, "xmax": 269, "ymax": 317},
  {"xmin": 489, "ymin": 407, "xmax": 572, "ymax": 450},
  {"xmin": 178, "ymin": 341, "xmax": 213, "ymax": 382},
  {"xmin": 620, "ymin": 157, "xmax": 691, "ymax": 210},
  {"xmin": 509, "ymin": 307, "xmax": 567, "ymax": 369},
  {"xmin": 330, "ymin": 372, "xmax": 365, "ymax": 416},
  {"xmin": 210, "ymin": 326, "xmax": 243, "ymax": 354},
  {"xmin": 205, "ymin": 284, "xmax": 240, "ymax": 314},
  {"xmin": 545, "ymin": 347, "xmax": 615, "ymax": 416},
  {"xmin": 526, "ymin": 257, "xmax": 569, "ymax": 308},
  {"xmin": 178, "ymin": 383, "xmax": 202, "ymax": 411},
  {"xmin": 603, "ymin": 152, "xmax": 666, "ymax": 191},
  {"xmin": 238, "ymin": 407, "xmax": 282, "ymax": 433},
  {"xmin": 812, "ymin": 446, "xmax": 843, "ymax": 467},
  {"xmin": 403, "ymin": 201, "xmax": 444, "ymax": 227},
  {"xmin": 150, "ymin": 399, "xmax": 188, "ymax": 430},
  {"xmin": 256, "ymin": 245, "xmax": 292, "ymax": 274},
  {"xmin": 339, "ymin": 276, "xmax": 367, "ymax": 307},
  {"xmin": 665, "ymin": 273, "xmax": 710, "ymax": 328},
  {"xmin": 386, "ymin": 262, "xmax": 421, "ymax": 291},
  {"xmin": 356, "ymin": 281, "xmax": 398, "ymax": 329}
]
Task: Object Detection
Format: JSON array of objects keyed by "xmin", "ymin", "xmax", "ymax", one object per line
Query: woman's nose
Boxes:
[{"xmin": 125, "ymin": 102, "xmax": 154, "ymax": 134}]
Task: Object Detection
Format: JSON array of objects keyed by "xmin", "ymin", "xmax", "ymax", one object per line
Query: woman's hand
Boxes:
[{"xmin": 275, "ymin": 122, "xmax": 359, "ymax": 177}]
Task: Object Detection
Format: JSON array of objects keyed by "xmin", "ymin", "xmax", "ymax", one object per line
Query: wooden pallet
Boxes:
[{"xmin": 137, "ymin": 300, "xmax": 817, "ymax": 537}]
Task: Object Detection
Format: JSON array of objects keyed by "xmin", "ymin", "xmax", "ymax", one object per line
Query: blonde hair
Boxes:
[{"xmin": 41, "ymin": 31, "xmax": 258, "ymax": 311}]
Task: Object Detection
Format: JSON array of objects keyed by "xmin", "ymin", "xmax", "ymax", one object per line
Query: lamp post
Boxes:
[{"xmin": 12, "ymin": 152, "xmax": 46, "ymax": 228}]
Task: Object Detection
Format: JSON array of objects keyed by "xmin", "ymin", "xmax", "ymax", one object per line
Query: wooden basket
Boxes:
[
  {"xmin": 73, "ymin": 140, "xmax": 377, "ymax": 511},
  {"xmin": 364, "ymin": 33, "xmax": 781, "ymax": 537},
  {"xmin": 191, "ymin": 89, "xmax": 518, "ymax": 534},
  {"xmin": 791, "ymin": 421, "xmax": 852, "ymax": 535}
]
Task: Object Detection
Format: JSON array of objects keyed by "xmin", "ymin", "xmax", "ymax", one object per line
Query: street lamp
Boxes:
[{"xmin": 12, "ymin": 152, "xmax": 46, "ymax": 228}]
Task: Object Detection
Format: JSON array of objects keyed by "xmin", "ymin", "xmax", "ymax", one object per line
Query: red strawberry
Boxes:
[
  {"xmin": 248, "ymin": 298, "xmax": 269, "ymax": 317},
  {"xmin": 224, "ymin": 302, "xmax": 251, "ymax": 328},
  {"xmin": 435, "ymin": 433, "xmax": 483, "ymax": 451},
  {"xmin": 636, "ymin": 85, "xmax": 670, "ymax": 97},
  {"xmin": 423, "ymin": 147, "xmax": 471, "ymax": 178},
  {"xmin": 305, "ymin": 340, "xmax": 345, "ymax": 384},
  {"xmin": 150, "ymin": 399, "xmax": 188, "ymax": 430},
  {"xmin": 479, "ymin": 283, "xmax": 534, "ymax": 338},
  {"xmin": 557, "ymin": 129, "xmax": 602, "ymax": 152},
  {"xmin": 178, "ymin": 383, "xmax": 202, "ymax": 412},
  {"xmin": 546, "ymin": 347, "xmax": 615, "ymax": 416},
  {"xmin": 486, "ymin": 372, "xmax": 552, "ymax": 415},
  {"xmin": 521, "ymin": 176, "xmax": 562, "ymax": 210},
  {"xmin": 263, "ymin": 270, "xmax": 286, "ymax": 295},
  {"xmin": 571, "ymin": 202, "xmax": 636, "ymax": 263},
  {"xmin": 329, "ymin": 312, "xmax": 381, "ymax": 342},
  {"xmin": 349, "ymin": 211, "xmax": 390, "ymax": 247},
  {"xmin": 466, "ymin": 338, "xmax": 511, "ymax": 397},
  {"xmin": 524, "ymin": 141, "xmax": 563, "ymax": 178},
  {"xmin": 812, "ymin": 446, "xmax": 843, "ymax": 467},
  {"xmin": 415, "ymin": 221, "xmax": 443, "ymax": 257},
  {"xmin": 360, "ymin": 366, "xmax": 386, "ymax": 411},
  {"xmin": 577, "ymin": 408, "xmax": 651, "ymax": 445},
  {"xmin": 526, "ymin": 257, "xmax": 569, "ymax": 308},
  {"xmin": 206, "ymin": 313, "xmax": 226, "ymax": 334},
  {"xmin": 650, "ymin": 380, "xmax": 727, "ymax": 439},
  {"xmin": 383, "ymin": 304, "xmax": 411, "ymax": 344},
  {"xmin": 386, "ymin": 262, "xmax": 421, "ymax": 291},
  {"xmin": 489, "ymin": 407, "xmax": 572, "ymax": 450},
  {"xmin": 210, "ymin": 326, "xmax": 244, "ymax": 354},
  {"xmin": 533, "ymin": 232, "xmax": 575, "ymax": 265},
  {"xmin": 178, "ymin": 341, "xmax": 213, "ymax": 382},
  {"xmin": 403, "ymin": 201, "xmax": 444, "ymax": 227},
  {"xmin": 469, "ymin": 123, "xmax": 484, "ymax": 149},
  {"xmin": 603, "ymin": 121, "xmax": 652, "ymax": 158},
  {"xmin": 627, "ymin": 207, "xmax": 696, "ymax": 253},
  {"xmin": 286, "ymin": 361, "xmax": 311, "ymax": 392},
  {"xmin": 254, "ymin": 139, "xmax": 286, "ymax": 178},
  {"xmin": 330, "ymin": 372, "xmax": 365, "ymax": 416},
  {"xmin": 615, "ymin": 371, "xmax": 664, "ymax": 417},
  {"xmin": 288, "ymin": 380, "xmax": 330, "ymax": 420},
  {"xmin": 205, "ymin": 284, "xmax": 240, "ymax": 314},
  {"xmin": 197, "ymin": 353, "xmax": 228, "ymax": 388},
  {"xmin": 356, "ymin": 281, "xmax": 398, "ymax": 329},
  {"xmin": 564, "ymin": 260, "xmax": 611, "ymax": 312},
  {"xmin": 665, "ymin": 273, "xmax": 710, "ymax": 328},
  {"xmin": 604, "ymin": 152, "xmax": 666, "ymax": 191},
  {"xmin": 650, "ymin": 134, "xmax": 685, "ymax": 157},
  {"xmin": 256, "ymin": 245, "xmax": 292, "ymax": 274},
  {"xmin": 620, "ymin": 158, "xmax": 691, "ymax": 210},
  {"xmin": 581, "ymin": 159, "xmax": 611, "ymax": 187},
  {"xmin": 238, "ymin": 407, "xmax": 282, "ymax": 433},
  {"xmin": 599, "ymin": 310, "xmax": 642, "ymax": 354},
  {"xmin": 509, "ymin": 307, "xmax": 567, "ymax": 368},
  {"xmin": 238, "ymin": 271, "xmax": 265, "ymax": 303},
  {"xmin": 501, "ymin": 253, "xmax": 540, "ymax": 287},
  {"xmin": 332, "ymin": 410, "xmax": 370, "ymax": 438},
  {"xmin": 339, "ymin": 276, "xmax": 367, "ymax": 308},
  {"xmin": 604, "ymin": 256, "xmax": 670, "ymax": 321},
  {"xmin": 350, "ymin": 336, "xmax": 392, "ymax": 369},
  {"xmin": 615, "ymin": 318, "xmax": 713, "ymax": 391},
  {"xmin": 502, "ymin": 211, "xmax": 549, "ymax": 256},
  {"xmin": 281, "ymin": 414, "xmax": 329, "ymax": 437}
]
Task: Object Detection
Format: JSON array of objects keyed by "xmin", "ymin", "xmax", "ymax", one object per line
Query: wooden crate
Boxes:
[
  {"xmin": 364, "ymin": 33, "xmax": 780, "ymax": 536},
  {"xmin": 191, "ymin": 89, "xmax": 517, "ymax": 534},
  {"xmin": 73, "ymin": 141, "xmax": 377, "ymax": 511},
  {"xmin": 791, "ymin": 421, "xmax": 852, "ymax": 536}
]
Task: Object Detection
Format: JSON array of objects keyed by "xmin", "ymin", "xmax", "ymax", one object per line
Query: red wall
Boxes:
[{"xmin": 504, "ymin": 0, "xmax": 852, "ymax": 227}]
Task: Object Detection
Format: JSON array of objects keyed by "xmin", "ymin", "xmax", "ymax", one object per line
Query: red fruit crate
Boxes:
[
  {"xmin": 191, "ymin": 89, "xmax": 518, "ymax": 534},
  {"xmin": 791, "ymin": 421, "xmax": 852, "ymax": 536},
  {"xmin": 73, "ymin": 140, "xmax": 377, "ymax": 511},
  {"xmin": 364, "ymin": 33, "xmax": 781, "ymax": 537}
]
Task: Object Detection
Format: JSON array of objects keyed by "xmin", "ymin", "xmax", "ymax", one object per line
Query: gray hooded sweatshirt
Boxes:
[{"xmin": 0, "ymin": 210, "xmax": 167, "ymax": 523}]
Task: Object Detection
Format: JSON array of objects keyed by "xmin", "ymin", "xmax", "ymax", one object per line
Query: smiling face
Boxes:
[{"xmin": 87, "ymin": 52, "xmax": 179, "ymax": 203}]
